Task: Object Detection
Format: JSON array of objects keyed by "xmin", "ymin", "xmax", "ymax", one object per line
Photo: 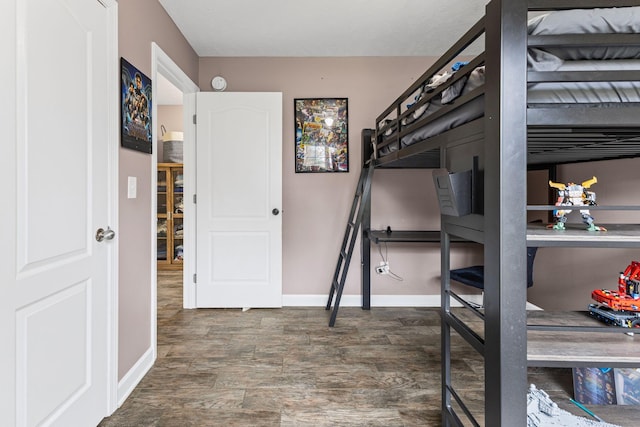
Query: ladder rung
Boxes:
[{"xmin": 326, "ymin": 164, "xmax": 374, "ymax": 326}]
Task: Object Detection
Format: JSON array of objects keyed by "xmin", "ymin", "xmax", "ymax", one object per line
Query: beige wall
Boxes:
[
  {"xmin": 118, "ymin": 0, "xmax": 198, "ymax": 380},
  {"xmin": 116, "ymin": 2, "xmax": 640, "ymax": 381},
  {"xmin": 198, "ymin": 57, "xmax": 482, "ymax": 299},
  {"xmin": 198, "ymin": 57, "xmax": 640, "ymax": 309}
]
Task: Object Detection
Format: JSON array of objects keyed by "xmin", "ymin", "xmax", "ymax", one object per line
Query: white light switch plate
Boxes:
[{"xmin": 127, "ymin": 176, "xmax": 137, "ymax": 199}]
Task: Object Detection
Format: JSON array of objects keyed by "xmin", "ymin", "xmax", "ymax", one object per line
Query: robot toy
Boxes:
[{"xmin": 548, "ymin": 176, "xmax": 606, "ymax": 231}]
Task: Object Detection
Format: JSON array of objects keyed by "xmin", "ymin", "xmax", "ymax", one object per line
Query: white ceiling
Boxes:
[{"xmin": 158, "ymin": 0, "xmax": 488, "ymax": 57}]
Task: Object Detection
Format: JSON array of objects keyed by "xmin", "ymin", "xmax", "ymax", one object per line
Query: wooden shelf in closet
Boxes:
[{"xmin": 157, "ymin": 163, "xmax": 184, "ymax": 270}]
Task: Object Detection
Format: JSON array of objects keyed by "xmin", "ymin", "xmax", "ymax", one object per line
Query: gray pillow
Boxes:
[{"xmin": 528, "ymin": 6, "xmax": 640, "ymax": 63}]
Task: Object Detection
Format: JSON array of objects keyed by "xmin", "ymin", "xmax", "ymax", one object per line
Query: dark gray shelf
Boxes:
[
  {"xmin": 457, "ymin": 308, "xmax": 640, "ymax": 368},
  {"xmin": 526, "ymin": 311, "xmax": 640, "ymax": 368},
  {"xmin": 527, "ymin": 223, "xmax": 640, "ymax": 248},
  {"xmin": 367, "ymin": 230, "xmax": 470, "ymax": 244},
  {"xmin": 367, "ymin": 224, "xmax": 640, "ymax": 247},
  {"xmin": 527, "ymin": 205, "xmax": 640, "ymax": 211}
]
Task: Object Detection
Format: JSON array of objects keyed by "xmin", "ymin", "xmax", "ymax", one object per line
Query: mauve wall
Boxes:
[
  {"xmin": 118, "ymin": 0, "xmax": 198, "ymax": 380},
  {"xmin": 198, "ymin": 57, "xmax": 640, "ymax": 309},
  {"xmin": 198, "ymin": 57, "xmax": 483, "ymax": 300},
  {"xmin": 118, "ymin": 6, "xmax": 640, "ymax": 379}
]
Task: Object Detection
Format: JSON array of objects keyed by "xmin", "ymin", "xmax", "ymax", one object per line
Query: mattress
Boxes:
[
  {"xmin": 376, "ymin": 6, "xmax": 640, "ymax": 157},
  {"xmin": 378, "ymin": 60, "xmax": 640, "ymax": 155},
  {"xmin": 528, "ymin": 60, "xmax": 640, "ymax": 104}
]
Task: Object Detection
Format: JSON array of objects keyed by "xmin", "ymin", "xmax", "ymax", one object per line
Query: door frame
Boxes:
[
  {"xmin": 105, "ymin": 0, "xmax": 120, "ymax": 415},
  {"xmin": 150, "ymin": 44, "xmax": 199, "ymax": 351}
]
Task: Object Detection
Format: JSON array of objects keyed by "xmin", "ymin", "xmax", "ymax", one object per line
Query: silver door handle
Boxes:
[{"xmin": 96, "ymin": 227, "xmax": 116, "ymax": 242}]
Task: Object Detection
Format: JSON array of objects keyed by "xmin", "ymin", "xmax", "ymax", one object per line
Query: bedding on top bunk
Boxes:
[
  {"xmin": 377, "ymin": 5, "xmax": 640, "ymax": 155},
  {"xmin": 527, "ymin": 6, "xmax": 640, "ymax": 71},
  {"xmin": 380, "ymin": 60, "xmax": 640, "ymax": 151}
]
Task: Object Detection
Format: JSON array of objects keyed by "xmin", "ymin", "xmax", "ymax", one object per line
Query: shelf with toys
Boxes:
[
  {"xmin": 526, "ymin": 176, "xmax": 640, "ymax": 247},
  {"xmin": 526, "ymin": 309, "xmax": 640, "ymax": 368},
  {"xmin": 522, "ymin": 176, "xmax": 640, "ymax": 366},
  {"xmin": 526, "ymin": 222, "xmax": 640, "ymax": 248},
  {"xmin": 448, "ymin": 173, "xmax": 640, "ymax": 370}
]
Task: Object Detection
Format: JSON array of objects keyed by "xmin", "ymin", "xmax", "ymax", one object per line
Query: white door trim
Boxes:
[
  {"xmin": 117, "ymin": 41, "xmax": 200, "ymax": 409},
  {"xmin": 104, "ymin": 0, "xmax": 119, "ymax": 416},
  {"xmin": 182, "ymin": 93, "xmax": 197, "ymax": 308},
  {"xmin": 150, "ymin": 44, "xmax": 199, "ymax": 352}
]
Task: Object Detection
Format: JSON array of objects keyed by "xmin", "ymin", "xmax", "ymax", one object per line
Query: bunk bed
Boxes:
[{"xmin": 362, "ymin": 1, "xmax": 640, "ymax": 426}]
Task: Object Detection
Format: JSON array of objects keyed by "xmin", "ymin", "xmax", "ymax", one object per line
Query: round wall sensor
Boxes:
[{"xmin": 211, "ymin": 76, "xmax": 227, "ymax": 91}]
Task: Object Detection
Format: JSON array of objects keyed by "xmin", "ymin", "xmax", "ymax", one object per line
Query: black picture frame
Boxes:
[
  {"xmin": 294, "ymin": 98, "xmax": 348, "ymax": 173},
  {"xmin": 120, "ymin": 57, "xmax": 152, "ymax": 154}
]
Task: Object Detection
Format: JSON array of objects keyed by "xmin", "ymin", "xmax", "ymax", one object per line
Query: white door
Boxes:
[
  {"xmin": 196, "ymin": 92, "xmax": 282, "ymax": 308},
  {"xmin": 0, "ymin": 0, "xmax": 115, "ymax": 426}
]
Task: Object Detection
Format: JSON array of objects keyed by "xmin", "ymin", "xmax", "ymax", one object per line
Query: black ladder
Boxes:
[{"xmin": 326, "ymin": 163, "xmax": 374, "ymax": 326}]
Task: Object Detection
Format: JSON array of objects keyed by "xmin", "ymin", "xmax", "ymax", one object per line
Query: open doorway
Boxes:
[
  {"xmin": 156, "ymin": 72, "xmax": 185, "ymax": 317},
  {"xmin": 156, "ymin": 72, "xmax": 184, "ymax": 268},
  {"xmin": 151, "ymin": 43, "xmax": 199, "ymax": 356}
]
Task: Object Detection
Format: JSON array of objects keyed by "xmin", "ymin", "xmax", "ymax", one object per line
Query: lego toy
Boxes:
[
  {"xmin": 548, "ymin": 176, "xmax": 606, "ymax": 231},
  {"xmin": 589, "ymin": 261, "xmax": 640, "ymax": 329},
  {"xmin": 527, "ymin": 384, "xmax": 620, "ymax": 426}
]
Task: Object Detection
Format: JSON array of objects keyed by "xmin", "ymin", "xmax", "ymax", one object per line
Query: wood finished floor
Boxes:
[{"xmin": 99, "ymin": 271, "xmax": 638, "ymax": 426}]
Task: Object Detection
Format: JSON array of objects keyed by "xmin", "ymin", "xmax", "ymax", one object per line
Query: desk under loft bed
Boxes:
[{"xmin": 359, "ymin": 1, "xmax": 640, "ymax": 425}]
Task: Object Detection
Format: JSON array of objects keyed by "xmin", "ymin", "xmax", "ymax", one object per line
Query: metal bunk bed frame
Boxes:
[{"xmin": 355, "ymin": 0, "xmax": 640, "ymax": 425}]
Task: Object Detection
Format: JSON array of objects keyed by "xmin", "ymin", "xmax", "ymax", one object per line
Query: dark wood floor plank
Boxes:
[{"xmin": 98, "ymin": 271, "xmax": 639, "ymax": 426}]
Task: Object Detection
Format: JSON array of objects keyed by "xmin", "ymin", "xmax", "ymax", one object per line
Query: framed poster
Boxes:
[
  {"xmin": 120, "ymin": 57, "xmax": 152, "ymax": 153},
  {"xmin": 294, "ymin": 98, "xmax": 348, "ymax": 172}
]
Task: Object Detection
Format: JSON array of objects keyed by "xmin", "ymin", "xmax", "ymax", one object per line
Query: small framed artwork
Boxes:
[
  {"xmin": 294, "ymin": 98, "xmax": 348, "ymax": 172},
  {"xmin": 120, "ymin": 57, "xmax": 152, "ymax": 154}
]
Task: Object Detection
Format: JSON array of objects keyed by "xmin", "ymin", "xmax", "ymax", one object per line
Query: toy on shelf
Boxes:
[
  {"xmin": 548, "ymin": 176, "xmax": 606, "ymax": 231},
  {"xmin": 527, "ymin": 384, "xmax": 620, "ymax": 427},
  {"xmin": 589, "ymin": 261, "xmax": 640, "ymax": 329}
]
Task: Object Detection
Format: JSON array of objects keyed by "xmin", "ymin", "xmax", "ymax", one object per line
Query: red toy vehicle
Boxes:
[{"xmin": 589, "ymin": 261, "xmax": 640, "ymax": 328}]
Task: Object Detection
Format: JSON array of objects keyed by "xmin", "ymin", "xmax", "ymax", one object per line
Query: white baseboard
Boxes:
[
  {"xmin": 283, "ymin": 294, "xmax": 542, "ymax": 310},
  {"xmin": 116, "ymin": 346, "xmax": 155, "ymax": 407}
]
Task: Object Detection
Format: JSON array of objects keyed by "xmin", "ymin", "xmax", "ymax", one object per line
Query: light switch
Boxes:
[{"xmin": 127, "ymin": 176, "xmax": 137, "ymax": 199}]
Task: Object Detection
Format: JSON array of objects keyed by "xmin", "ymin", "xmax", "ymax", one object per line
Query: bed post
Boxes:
[
  {"xmin": 362, "ymin": 128, "xmax": 374, "ymax": 164},
  {"xmin": 361, "ymin": 129, "xmax": 374, "ymax": 309},
  {"xmin": 483, "ymin": 0, "xmax": 529, "ymax": 425}
]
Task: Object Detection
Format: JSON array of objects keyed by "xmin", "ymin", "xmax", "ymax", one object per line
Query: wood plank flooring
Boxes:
[{"xmin": 99, "ymin": 271, "xmax": 638, "ymax": 426}]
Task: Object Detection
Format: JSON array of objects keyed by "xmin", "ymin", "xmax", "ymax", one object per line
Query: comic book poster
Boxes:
[
  {"xmin": 294, "ymin": 98, "xmax": 348, "ymax": 172},
  {"xmin": 121, "ymin": 57, "xmax": 152, "ymax": 153}
]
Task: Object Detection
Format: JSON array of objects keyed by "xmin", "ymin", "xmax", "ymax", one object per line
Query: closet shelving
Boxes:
[{"xmin": 157, "ymin": 163, "xmax": 184, "ymax": 270}]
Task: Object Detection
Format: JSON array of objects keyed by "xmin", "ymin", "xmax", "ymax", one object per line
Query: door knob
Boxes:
[
  {"xmin": 272, "ymin": 208, "xmax": 280, "ymax": 215},
  {"xmin": 96, "ymin": 227, "xmax": 116, "ymax": 242}
]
